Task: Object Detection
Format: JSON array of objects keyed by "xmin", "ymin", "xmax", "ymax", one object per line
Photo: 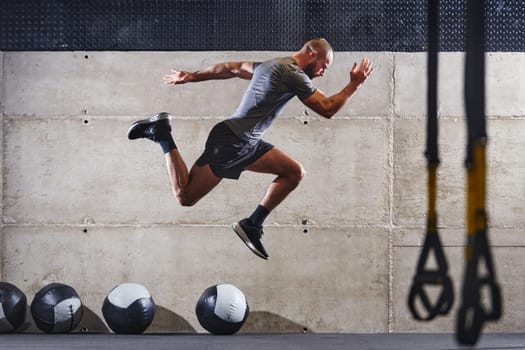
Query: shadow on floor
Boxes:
[
  {"xmin": 242, "ymin": 311, "xmax": 309, "ymax": 333},
  {"xmin": 148, "ymin": 305, "xmax": 196, "ymax": 333}
]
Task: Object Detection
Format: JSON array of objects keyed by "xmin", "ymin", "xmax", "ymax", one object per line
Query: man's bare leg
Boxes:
[
  {"xmin": 128, "ymin": 113, "xmax": 221, "ymax": 207},
  {"xmin": 164, "ymin": 149, "xmax": 222, "ymax": 207},
  {"xmin": 245, "ymin": 147, "xmax": 305, "ymax": 212},
  {"xmin": 232, "ymin": 147, "xmax": 304, "ymax": 260}
]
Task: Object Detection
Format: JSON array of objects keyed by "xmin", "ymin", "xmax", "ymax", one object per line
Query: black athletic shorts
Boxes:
[{"xmin": 195, "ymin": 122, "xmax": 274, "ymax": 179}]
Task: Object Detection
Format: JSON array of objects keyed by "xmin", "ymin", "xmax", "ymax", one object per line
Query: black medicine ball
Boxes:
[
  {"xmin": 0, "ymin": 282, "xmax": 27, "ymax": 333},
  {"xmin": 195, "ymin": 283, "xmax": 249, "ymax": 335},
  {"xmin": 102, "ymin": 282, "xmax": 156, "ymax": 334},
  {"xmin": 30, "ymin": 283, "xmax": 83, "ymax": 333}
]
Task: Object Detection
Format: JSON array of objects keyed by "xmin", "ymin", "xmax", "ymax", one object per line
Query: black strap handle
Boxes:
[
  {"xmin": 408, "ymin": 229, "xmax": 454, "ymax": 320},
  {"xmin": 456, "ymin": 226, "xmax": 502, "ymax": 345}
]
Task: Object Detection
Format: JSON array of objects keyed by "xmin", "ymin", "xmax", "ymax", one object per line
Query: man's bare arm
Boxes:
[
  {"xmin": 302, "ymin": 58, "xmax": 373, "ymax": 118},
  {"xmin": 163, "ymin": 61, "xmax": 255, "ymax": 85}
]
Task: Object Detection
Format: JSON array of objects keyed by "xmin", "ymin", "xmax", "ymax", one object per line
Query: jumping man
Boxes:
[{"xmin": 128, "ymin": 38, "xmax": 373, "ymax": 260}]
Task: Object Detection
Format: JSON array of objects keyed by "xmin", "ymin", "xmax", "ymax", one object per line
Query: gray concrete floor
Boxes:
[{"xmin": 1, "ymin": 333, "xmax": 525, "ymax": 350}]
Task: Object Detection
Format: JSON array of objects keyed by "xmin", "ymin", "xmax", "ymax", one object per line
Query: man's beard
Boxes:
[{"xmin": 304, "ymin": 62, "xmax": 316, "ymax": 79}]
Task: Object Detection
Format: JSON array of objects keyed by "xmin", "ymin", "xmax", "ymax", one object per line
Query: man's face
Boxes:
[{"xmin": 304, "ymin": 51, "xmax": 333, "ymax": 79}]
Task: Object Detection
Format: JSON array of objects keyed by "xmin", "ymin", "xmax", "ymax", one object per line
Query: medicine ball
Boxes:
[
  {"xmin": 0, "ymin": 282, "xmax": 27, "ymax": 333},
  {"xmin": 195, "ymin": 283, "xmax": 249, "ymax": 335},
  {"xmin": 30, "ymin": 283, "xmax": 83, "ymax": 333},
  {"xmin": 102, "ymin": 283, "xmax": 156, "ymax": 334}
]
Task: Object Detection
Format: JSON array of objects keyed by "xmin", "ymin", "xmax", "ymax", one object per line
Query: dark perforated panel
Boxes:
[{"xmin": 0, "ymin": 0, "xmax": 523, "ymax": 51}]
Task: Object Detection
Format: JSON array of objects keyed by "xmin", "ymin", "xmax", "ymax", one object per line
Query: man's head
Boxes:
[{"xmin": 299, "ymin": 38, "xmax": 334, "ymax": 79}]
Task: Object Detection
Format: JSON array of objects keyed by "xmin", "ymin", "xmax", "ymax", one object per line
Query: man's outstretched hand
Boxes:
[
  {"xmin": 350, "ymin": 58, "xmax": 373, "ymax": 86},
  {"xmin": 163, "ymin": 69, "xmax": 194, "ymax": 85}
]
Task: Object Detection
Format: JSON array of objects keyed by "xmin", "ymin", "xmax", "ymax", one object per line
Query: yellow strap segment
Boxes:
[
  {"xmin": 428, "ymin": 164, "xmax": 438, "ymax": 233},
  {"xmin": 466, "ymin": 141, "xmax": 487, "ymax": 260}
]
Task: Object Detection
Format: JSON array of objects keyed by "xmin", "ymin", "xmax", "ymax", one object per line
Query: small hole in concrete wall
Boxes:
[
  {"xmin": 303, "ymin": 228, "xmax": 309, "ymax": 234},
  {"xmin": 303, "ymin": 327, "xmax": 309, "ymax": 333},
  {"xmin": 303, "ymin": 120, "xmax": 308, "ymax": 125},
  {"xmin": 84, "ymin": 55, "xmax": 89, "ymax": 59},
  {"xmin": 83, "ymin": 228, "xmax": 88, "ymax": 233},
  {"xmin": 83, "ymin": 119, "xmax": 89, "ymax": 125}
]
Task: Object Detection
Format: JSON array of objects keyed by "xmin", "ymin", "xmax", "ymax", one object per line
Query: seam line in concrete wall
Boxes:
[
  {"xmin": 396, "ymin": 244, "xmax": 525, "ymax": 248},
  {"xmin": 0, "ymin": 228, "xmax": 3, "ymax": 281},
  {"xmin": 396, "ymin": 115, "xmax": 525, "ymax": 120},
  {"xmin": 387, "ymin": 52, "xmax": 395, "ymax": 333},
  {"xmin": 0, "ymin": 50, "xmax": 3, "ymax": 281},
  {"xmin": 392, "ymin": 224, "xmax": 525, "ymax": 230},
  {"xmin": 0, "ymin": 223, "xmax": 401, "ymax": 229},
  {"xmin": 1, "ymin": 115, "xmax": 396, "ymax": 120}
]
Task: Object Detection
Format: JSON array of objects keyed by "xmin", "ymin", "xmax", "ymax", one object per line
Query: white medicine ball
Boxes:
[
  {"xmin": 102, "ymin": 282, "xmax": 156, "ymax": 334},
  {"xmin": 30, "ymin": 283, "xmax": 83, "ymax": 333},
  {"xmin": 195, "ymin": 283, "xmax": 249, "ymax": 335}
]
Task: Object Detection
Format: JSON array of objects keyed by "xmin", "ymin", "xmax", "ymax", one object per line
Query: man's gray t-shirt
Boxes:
[{"xmin": 223, "ymin": 57, "xmax": 317, "ymax": 145}]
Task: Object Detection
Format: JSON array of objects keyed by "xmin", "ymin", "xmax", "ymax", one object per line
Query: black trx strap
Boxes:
[
  {"xmin": 408, "ymin": 0, "xmax": 454, "ymax": 321},
  {"xmin": 456, "ymin": 0, "xmax": 502, "ymax": 345}
]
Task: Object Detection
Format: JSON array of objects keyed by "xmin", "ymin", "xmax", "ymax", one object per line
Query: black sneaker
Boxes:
[
  {"xmin": 127, "ymin": 112, "xmax": 172, "ymax": 142},
  {"xmin": 232, "ymin": 219, "xmax": 269, "ymax": 260}
]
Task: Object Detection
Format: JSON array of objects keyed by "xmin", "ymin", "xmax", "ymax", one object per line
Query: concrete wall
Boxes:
[{"xmin": 0, "ymin": 50, "xmax": 524, "ymax": 333}]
